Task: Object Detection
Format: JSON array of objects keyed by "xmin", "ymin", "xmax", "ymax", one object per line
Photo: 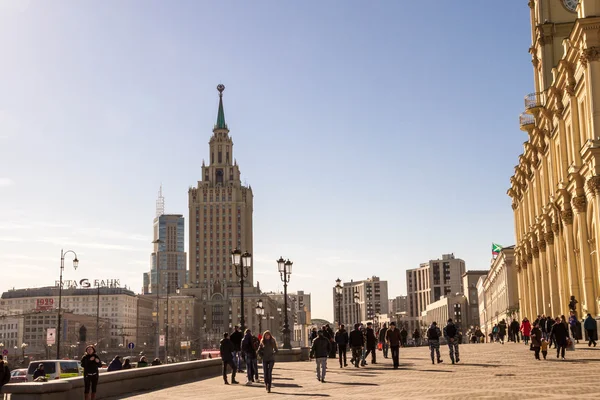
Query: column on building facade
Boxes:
[
  {"xmin": 573, "ymin": 194, "xmax": 597, "ymax": 316},
  {"xmin": 561, "ymin": 208, "xmax": 583, "ymax": 316},
  {"xmin": 531, "ymin": 237, "xmax": 543, "ymax": 316},
  {"xmin": 553, "ymin": 222, "xmax": 569, "ymax": 316},
  {"xmin": 544, "ymin": 227, "xmax": 560, "ymax": 317},
  {"xmin": 588, "ymin": 176, "xmax": 600, "ymax": 313},
  {"xmin": 537, "ymin": 234, "xmax": 550, "ymax": 316}
]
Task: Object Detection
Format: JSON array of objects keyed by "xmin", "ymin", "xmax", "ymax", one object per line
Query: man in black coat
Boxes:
[
  {"xmin": 229, "ymin": 326, "xmax": 244, "ymax": 372},
  {"xmin": 310, "ymin": 330, "xmax": 331, "ymax": 382},
  {"xmin": 378, "ymin": 324, "xmax": 389, "ymax": 357},
  {"xmin": 364, "ymin": 322, "xmax": 377, "ymax": 364},
  {"xmin": 349, "ymin": 324, "xmax": 364, "ymax": 368},
  {"xmin": 220, "ymin": 332, "xmax": 238, "ymax": 385},
  {"xmin": 510, "ymin": 319, "xmax": 520, "ymax": 343},
  {"xmin": 334, "ymin": 324, "xmax": 349, "ymax": 368}
]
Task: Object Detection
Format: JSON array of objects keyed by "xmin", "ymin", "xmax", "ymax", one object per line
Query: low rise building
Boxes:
[{"xmin": 0, "ymin": 316, "xmax": 24, "ymax": 350}]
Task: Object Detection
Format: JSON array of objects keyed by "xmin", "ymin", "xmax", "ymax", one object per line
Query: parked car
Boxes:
[
  {"xmin": 26, "ymin": 360, "xmax": 82, "ymax": 381},
  {"xmin": 10, "ymin": 368, "xmax": 28, "ymax": 383}
]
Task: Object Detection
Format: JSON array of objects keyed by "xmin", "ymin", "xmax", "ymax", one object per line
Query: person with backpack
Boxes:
[
  {"xmin": 219, "ymin": 332, "xmax": 238, "ymax": 385},
  {"xmin": 0, "ymin": 355, "xmax": 10, "ymax": 391},
  {"xmin": 443, "ymin": 319, "xmax": 460, "ymax": 364},
  {"xmin": 427, "ymin": 322, "xmax": 443, "ymax": 365}
]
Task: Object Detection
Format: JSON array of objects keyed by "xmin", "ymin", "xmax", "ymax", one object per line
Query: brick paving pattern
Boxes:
[{"xmin": 115, "ymin": 343, "xmax": 600, "ymax": 399}]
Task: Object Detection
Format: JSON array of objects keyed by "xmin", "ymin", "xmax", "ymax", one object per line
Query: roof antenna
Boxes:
[{"xmin": 156, "ymin": 184, "xmax": 165, "ymax": 217}]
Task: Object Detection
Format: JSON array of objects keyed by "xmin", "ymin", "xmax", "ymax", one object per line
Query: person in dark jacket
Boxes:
[
  {"xmin": 364, "ymin": 322, "xmax": 377, "ymax": 364},
  {"xmin": 426, "ymin": 322, "xmax": 443, "ymax": 365},
  {"xmin": 220, "ymin": 332, "xmax": 238, "ymax": 385},
  {"xmin": 385, "ymin": 322, "xmax": 402, "ymax": 369},
  {"xmin": 230, "ymin": 326, "xmax": 244, "ymax": 372},
  {"xmin": 151, "ymin": 358, "xmax": 161, "ymax": 366},
  {"xmin": 81, "ymin": 345, "xmax": 101, "ymax": 400},
  {"xmin": 0, "ymin": 355, "xmax": 10, "ymax": 390},
  {"xmin": 324, "ymin": 325, "xmax": 337, "ymax": 358},
  {"xmin": 122, "ymin": 359, "xmax": 132, "ymax": 370},
  {"xmin": 546, "ymin": 317, "xmax": 556, "ymax": 348},
  {"xmin": 551, "ymin": 316, "xmax": 569, "ymax": 360},
  {"xmin": 399, "ymin": 327, "xmax": 408, "ymax": 347},
  {"xmin": 498, "ymin": 319, "xmax": 507, "ymax": 344},
  {"xmin": 309, "ymin": 327, "xmax": 318, "ymax": 345},
  {"xmin": 510, "ymin": 319, "xmax": 520, "ymax": 343},
  {"xmin": 531, "ymin": 322, "xmax": 542, "ymax": 360},
  {"xmin": 310, "ymin": 330, "xmax": 331, "ymax": 382},
  {"xmin": 413, "ymin": 328, "xmax": 421, "ymax": 346},
  {"xmin": 584, "ymin": 313, "xmax": 598, "ymax": 347},
  {"xmin": 107, "ymin": 355, "xmax": 122, "ymax": 372},
  {"xmin": 241, "ymin": 329, "xmax": 258, "ymax": 385},
  {"xmin": 32, "ymin": 363, "xmax": 45, "ymax": 380},
  {"xmin": 539, "ymin": 315, "xmax": 548, "ymax": 339},
  {"xmin": 258, "ymin": 330, "xmax": 278, "ymax": 393},
  {"xmin": 137, "ymin": 356, "xmax": 148, "ymax": 368},
  {"xmin": 378, "ymin": 324, "xmax": 389, "ymax": 357},
  {"xmin": 349, "ymin": 323, "xmax": 364, "ymax": 368},
  {"xmin": 334, "ymin": 324, "xmax": 349, "ymax": 368},
  {"xmin": 443, "ymin": 319, "xmax": 460, "ymax": 364}
]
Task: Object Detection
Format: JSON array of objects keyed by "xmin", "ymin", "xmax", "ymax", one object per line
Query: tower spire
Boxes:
[
  {"xmin": 215, "ymin": 84, "xmax": 227, "ymax": 130},
  {"xmin": 156, "ymin": 184, "xmax": 165, "ymax": 217}
]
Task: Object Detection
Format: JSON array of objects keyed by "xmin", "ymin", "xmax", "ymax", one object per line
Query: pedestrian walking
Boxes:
[
  {"xmin": 0, "ymin": 355, "xmax": 11, "ymax": 392},
  {"xmin": 413, "ymin": 328, "xmax": 421, "ymax": 347},
  {"xmin": 258, "ymin": 330, "xmax": 278, "ymax": 393},
  {"xmin": 540, "ymin": 315, "xmax": 548, "ymax": 339},
  {"xmin": 492, "ymin": 324, "xmax": 499, "ymax": 342},
  {"xmin": 349, "ymin": 323, "xmax": 364, "ymax": 368},
  {"xmin": 546, "ymin": 317, "xmax": 556, "ymax": 348},
  {"xmin": 81, "ymin": 345, "xmax": 101, "ymax": 400},
  {"xmin": 241, "ymin": 329, "xmax": 258, "ymax": 385},
  {"xmin": 584, "ymin": 313, "xmax": 598, "ymax": 347},
  {"xmin": 521, "ymin": 318, "xmax": 532, "ymax": 345},
  {"xmin": 310, "ymin": 330, "xmax": 331, "ymax": 383},
  {"xmin": 498, "ymin": 319, "xmax": 507, "ymax": 344},
  {"xmin": 443, "ymin": 319, "xmax": 460, "ymax": 364},
  {"xmin": 364, "ymin": 322, "xmax": 377, "ymax": 364},
  {"xmin": 399, "ymin": 326, "xmax": 408, "ymax": 347},
  {"xmin": 309, "ymin": 327, "xmax": 318, "ymax": 345},
  {"xmin": 541, "ymin": 339, "xmax": 548, "ymax": 360},
  {"xmin": 219, "ymin": 332, "xmax": 238, "ymax": 385},
  {"xmin": 378, "ymin": 323, "xmax": 389, "ymax": 357},
  {"xmin": 530, "ymin": 322, "xmax": 542, "ymax": 360},
  {"xmin": 230, "ymin": 326, "xmax": 244, "ymax": 372},
  {"xmin": 510, "ymin": 319, "xmax": 520, "ymax": 343},
  {"xmin": 107, "ymin": 355, "xmax": 122, "ymax": 372},
  {"xmin": 426, "ymin": 322, "xmax": 443, "ymax": 365},
  {"xmin": 550, "ymin": 316, "xmax": 569, "ymax": 360},
  {"xmin": 324, "ymin": 325, "xmax": 337, "ymax": 358},
  {"xmin": 334, "ymin": 324, "xmax": 349, "ymax": 368},
  {"xmin": 385, "ymin": 322, "xmax": 402, "ymax": 369}
]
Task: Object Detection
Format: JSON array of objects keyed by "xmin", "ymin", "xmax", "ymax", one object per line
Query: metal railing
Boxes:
[
  {"xmin": 524, "ymin": 92, "xmax": 545, "ymax": 110},
  {"xmin": 519, "ymin": 113, "xmax": 534, "ymax": 127}
]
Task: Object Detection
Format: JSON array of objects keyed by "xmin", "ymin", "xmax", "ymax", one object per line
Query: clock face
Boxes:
[{"xmin": 563, "ymin": 0, "xmax": 578, "ymax": 12}]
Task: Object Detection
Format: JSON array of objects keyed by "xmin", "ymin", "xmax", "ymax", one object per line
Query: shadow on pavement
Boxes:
[
  {"xmin": 454, "ymin": 363, "xmax": 502, "ymax": 368},
  {"xmin": 331, "ymin": 381, "xmax": 379, "ymax": 386},
  {"xmin": 270, "ymin": 392, "xmax": 330, "ymax": 397},
  {"xmin": 417, "ymin": 369, "xmax": 454, "ymax": 373},
  {"xmin": 273, "ymin": 383, "xmax": 302, "ymax": 388}
]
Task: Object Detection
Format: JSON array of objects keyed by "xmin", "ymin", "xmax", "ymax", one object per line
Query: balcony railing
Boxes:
[
  {"xmin": 524, "ymin": 92, "xmax": 545, "ymax": 111},
  {"xmin": 519, "ymin": 113, "xmax": 535, "ymax": 130}
]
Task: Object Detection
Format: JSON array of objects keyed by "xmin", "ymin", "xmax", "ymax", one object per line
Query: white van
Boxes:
[{"xmin": 26, "ymin": 360, "xmax": 81, "ymax": 381}]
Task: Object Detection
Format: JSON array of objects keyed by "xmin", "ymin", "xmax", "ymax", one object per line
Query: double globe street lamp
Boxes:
[
  {"xmin": 335, "ymin": 278, "xmax": 343, "ymax": 327},
  {"xmin": 57, "ymin": 249, "xmax": 79, "ymax": 359},
  {"xmin": 232, "ymin": 249, "xmax": 252, "ymax": 330},
  {"xmin": 255, "ymin": 299, "xmax": 264, "ymax": 335},
  {"xmin": 277, "ymin": 257, "xmax": 293, "ymax": 350}
]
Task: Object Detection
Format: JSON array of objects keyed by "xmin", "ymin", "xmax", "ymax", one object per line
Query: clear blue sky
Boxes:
[{"xmin": 0, "ymin": 1, "xmax": 531, "ymax": 321}]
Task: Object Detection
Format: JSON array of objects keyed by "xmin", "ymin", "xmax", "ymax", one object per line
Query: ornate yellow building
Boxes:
[{"xmin": 508, "ymin": 0, "xmax": 600, "ymax": 320}]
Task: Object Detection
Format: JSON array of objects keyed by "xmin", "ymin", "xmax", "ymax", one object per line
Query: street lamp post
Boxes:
[
  {"xmin": 353, "ymin": 288, "xmax": 360, "ymax": 324},
  {"xmin": 256, "ymin": 300, "xmax": 264, "ymax": 334},
  {"xmin": 232, "ymin": 249, "xmax": 252, "ymax": 330},
  {"xmin": 57, "ymin": 249, "xmax": 79, "ymax": 359},
  {"xmin": 21, "ymin": 343, "xmax": 28, "ymax": 360},
  {"xmin": 277, "ymin": 257, "xmax": 293, "ymax": 350},
  {"xmin": 335, "ymin": 278, "xmax": 343, "ymax": 327},
  {"xmin": 165, "ymin": 284, "xmax": 180, "ymax": 363}
]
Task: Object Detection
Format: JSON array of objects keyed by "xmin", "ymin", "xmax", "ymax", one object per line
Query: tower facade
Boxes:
[
  {"xmin": 187, "ymin": 85, "xmax": 255, "ymax": 334},
  {"xmin": 508, "ymin": 0, "xmax": 600, "ymax": 320}
]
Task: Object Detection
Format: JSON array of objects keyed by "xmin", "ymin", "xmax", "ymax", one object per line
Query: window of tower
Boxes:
[
  {"xmin": 226, "ymin": 152, "xmax": 229, "ymax": 163},
  {"xmin": 211, "ymin": 152, "xmax": 214, "ymax": 164},
  {"xmin": 216, "ymin": 169, "xmax": 223, "ymax": 184},
  {"xmin": 218, "ymin": 152, "xmax": 222, "ymax": 163}
]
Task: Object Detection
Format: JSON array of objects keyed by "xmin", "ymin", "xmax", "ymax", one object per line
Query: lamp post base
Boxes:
[{"xmin": 282, "ymin": 327, "xmax": 292, "ymax": 350}]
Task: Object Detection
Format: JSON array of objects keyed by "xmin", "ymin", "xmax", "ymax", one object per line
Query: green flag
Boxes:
[{"xmin": 492, "ymin": 243, "xmax": 503, "ymax": 256}]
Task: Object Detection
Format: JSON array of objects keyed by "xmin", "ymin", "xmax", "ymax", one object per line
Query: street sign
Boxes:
[
  {"xmin": 46, "ymin": 328, "xmax": 56, "ymax": 345},
  {"xmin": 159, "ymin": 335, "xmax": 165, "ymax": 347},
  {"xmin": 191, "ymin": 350, "xmax": 196, "ymax": 355},
  {"xmin": 2, "ymin": 349, "xmax": 7, "ymax": 356},
  {"xmin": 180, "ymin": 341, "xmax": 190, "ymax": 349},
  {"xmin": 127, "ymin": 342, "xmax": 135, "ymax": 350}
]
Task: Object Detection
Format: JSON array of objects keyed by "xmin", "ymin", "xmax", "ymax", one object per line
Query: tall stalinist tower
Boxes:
[{"xmin": 187, "ymin": 85, "xmax": 255, "ymax": 334}]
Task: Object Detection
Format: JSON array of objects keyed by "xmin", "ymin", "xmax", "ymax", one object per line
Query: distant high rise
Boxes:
[
  {"xmin": 143, "ymin": 190, "xmax": 187, "ymax": 295},
  {"xmin": 332, "ymin": 276, "xmax": 389, "ymax": 326},
  {"xmin": 406, "ymin": 254, "xmax": 465, "ymax": 333}
]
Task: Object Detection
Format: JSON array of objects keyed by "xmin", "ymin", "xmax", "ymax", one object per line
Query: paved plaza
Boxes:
[{"xmin": 114, "ymin": 343, "xmax": 600, "ymax": 399}]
